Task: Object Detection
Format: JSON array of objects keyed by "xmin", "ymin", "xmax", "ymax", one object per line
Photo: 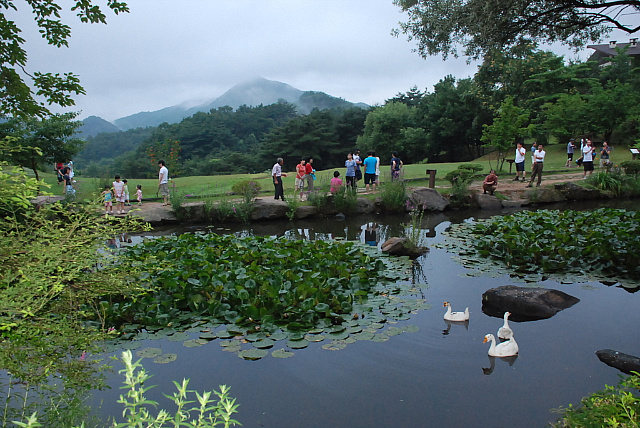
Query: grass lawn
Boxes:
[{"xmin": 33, "ymin": 142, "xmax": 635, "ymax": 201}]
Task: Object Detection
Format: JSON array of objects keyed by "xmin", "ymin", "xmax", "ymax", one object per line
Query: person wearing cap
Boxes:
[{"xmin": 565, "ymin": 139, "xmax": 576, "ymax": 167}]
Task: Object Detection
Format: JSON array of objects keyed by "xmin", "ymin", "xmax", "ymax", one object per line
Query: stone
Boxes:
[
  {"xmin": 295, "ymin": 205, "xmax": 317, "ymax": 219},
  {"xmin": 596, "ymin": 349, "xmax": 640, "ymax": 375},
  {"xmin": 250, "ymin": 198, "xmax": 288, "ymax": 221},
  {"xmin": 482, "ymin": 285, "xmax": 580, "ymax": 321},
  {"xmin": 129, "ymin": 204, "xmax": 178, "ymax": 225},
  {"xmin": 526, "ymin": 188, "xmax": 566, "ymax": 204},
  {"xmin": 474, "ymin": 193, "xmax": 502, "ymax": 210},
  {"xmin": 408, "ymin": 187, "xmax": 449, "ymax": 212},
  {"xmin": 554, "ymin": 182, "xmax": 606, "ymax": 200},
  {"xmin": 31, "ymin": 195, "xmax": 66, "ymax": 208},
  {"xmin": 381, "ymin": 237, "xmax": 428, "ymax": 258},
  {"xmin": 356, "ymin": 197, "xmax": 375, "ymax": 214}
]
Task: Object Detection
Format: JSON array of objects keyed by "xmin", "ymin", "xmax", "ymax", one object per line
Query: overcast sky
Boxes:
[{"xmin": 12, "ymin": 0, "xmax": 618, "ymax": 122}]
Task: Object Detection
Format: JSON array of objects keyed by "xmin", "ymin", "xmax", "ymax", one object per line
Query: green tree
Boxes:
[
  {"xmin": 0, "ymin": 113, "xmax": 84, "ymax": 180},
  {"xmin": 393, "ymin": 0, "xmax": 639, "ymax": 59},
  {"xmin": 0, "ymin": 1, "xmax": 129, "ymax": 117},
  {"xmin": 481, "ymin": 96, "xmax": 533, "ymax": 170}
]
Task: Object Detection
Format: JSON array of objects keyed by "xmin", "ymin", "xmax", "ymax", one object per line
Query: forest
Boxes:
[{"xmin": 3, "ymin": 46, "xmax": 639, "ymax": 179}]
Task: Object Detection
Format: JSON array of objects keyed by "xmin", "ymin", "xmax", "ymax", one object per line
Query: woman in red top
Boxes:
[
  {"xmin": 304, "ymin": 157, "xmax": 314, "ymax": 193},
  {"xmin": 295, "ymin": 158, "xmax": 306, "ymax": 200}
]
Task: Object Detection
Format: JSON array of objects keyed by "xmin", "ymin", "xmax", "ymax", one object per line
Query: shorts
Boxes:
[
  {"xmin": 159, "ymin": 183, "xmax": 170, "ymax": 196},
  {"xmin": 104, "ymin": 201, "xmax": 113, "ymax": 207},
  {"xmin": 583, "ymin": 161, "xmax": 594, "ymax": 171},
  {"xmin": 346, "ymin": 176, "xmax": 356, "ymax": 187},
  {"xmin": 515, "ymin": 161, "xmax": 525, "ymax": 172},
  {"xmin": 567, "ymin": 153, "xmax": 573, "ymax": 160},
  {"xmin": 364, "ymin": 173, "xmax": 376, "ymax": 185},
  {"xmin": 115, "ymin": 194, "xmax": 126, "ymax": 203},
  {"xmin": 295, "ymin": 177, "xmax": 304, "ymax": 189}
]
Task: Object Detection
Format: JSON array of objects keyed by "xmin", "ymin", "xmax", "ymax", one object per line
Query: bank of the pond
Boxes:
[{"xmin": 127, "ymin": 172, "xmax": 630, "ymax": 225}]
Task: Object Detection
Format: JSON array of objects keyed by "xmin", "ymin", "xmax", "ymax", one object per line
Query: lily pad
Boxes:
[
  {"xmin": 287, "ymin": 339, "xmax": 309, "ymax": 349},
  {"xmin": 167, "ymin": 332, "xmax": 190, "ymax": 342},
  {"xmin": 272, "ymin": 349, "xmax": 295, "ymax": 358},
  {"xmin": 402, "ymin": 325, "xmax": 419, "ymax": 333},
  {"xmin": 120, "ymin": 341, "xmax": 143, "ymax": 350},
  {"xmin": 328, "ymin": 331, "xmax": 349, "ymax": 340},
  {"xmin": 238, "ymin": 349, "xmax": 268, "ymax": 360},
  {"xmin": 370, "ymin": 333, "xmax": 390, "ymax": 342},
  {"xmin": 153, "ymin": 353, "xmax": 177, "ymax": 364},
  {"xmin": 322, "ymin": 341, "xmax": 347, "ymax": 351},
  {"xmin": 136, "ymin": 347, "xmax": 163, "ymax": 358},
  {"xmin": 269, "ymin": 331, "xmax": 288, "ymax": 341},
  {"xmin": 304, "ymin": 334, "xmax": 325, "ymax": 342},
  {"xmin": 246, "ymin": 332, "xmax": 268, "ymax": 342},
  {"xmin": 252, "ymin": 339, "xmax": 276, "ymax": 349},
  {"xmin": 183, "ymin": 339, "xmax": 208, "ymax": 348},
  {"xmin": 199, "ymin": 332, "xmax": 218, "ymax": 340},
  {"xmin": 216, "ymin": 330, "xmax": 234, "ymax": 339},
  {"xmin": 353, "ymin": 332, "xmax": 375, "ymax": 341}
]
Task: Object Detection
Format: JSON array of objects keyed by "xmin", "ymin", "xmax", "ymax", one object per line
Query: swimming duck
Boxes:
[
  {"xmin": 497, "ymin": 311, "xmax": 514, "ymax": 340},
  {"xmin": 483, "ymin": 333, "xmax": 518, "ymax": 357},
  {"xmin": 443, "ymin": 301, "xmax": 469, "ymax": 321}
]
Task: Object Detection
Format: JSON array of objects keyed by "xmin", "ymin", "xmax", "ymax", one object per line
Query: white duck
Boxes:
[
  {"xmin": 443, "ymin": 301, "xmax": 469, "ymax": 321},
  {"xmin": 497, "ymin": 311, "xmax": 514, "ymax": 340},
  {"xmin": 483, "ymin": 334, "xmax": 518, "ymax": 357}
]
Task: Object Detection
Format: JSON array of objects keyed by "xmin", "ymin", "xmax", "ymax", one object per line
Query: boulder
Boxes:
[
  {"xmin": 295, "ymin": 205, "xmax": 317, "ymax": 219},
  {"xmin": 596, "ymin": 349, "xmax": 640, "ymax": 375},
  {"xmin": 356, "ymin": 197, "xmax": 375, "ymax": 214},
  {"xmin": 554, "ymin": 182, "xmax": 606, "ymax": 200},
  {"xmin": 31, "ymin": 195, "xmax": 66, "ymax": 208},
  {"xmin": 526, "ymin": 188, "xmax": 566, "ymax": 204},
  {"xmin": 474, "ymin": 193, "xmax": 503, "ymax": 210},
  {"xmin": 482, "ymin": 285, "xmax": 580, "ymax": 321},
  {"xmin": 408, "ymin": 187, "xmax": 449, "ymax": 212},
  {"xmin": 381, "ymin": 237, "xmax": 428, "ymax": 258},
  {"xmin": 129, "ymin": 204, "xmax": 178, "ymax": 225},
  {"xmin": 250, "ymin": 198, "xmax": 288, "ymax": 221}
]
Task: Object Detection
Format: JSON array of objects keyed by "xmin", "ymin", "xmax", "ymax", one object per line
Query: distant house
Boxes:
[{"xmin": 587, "ymin": 38, "xmax": 640, "ymax": 65}]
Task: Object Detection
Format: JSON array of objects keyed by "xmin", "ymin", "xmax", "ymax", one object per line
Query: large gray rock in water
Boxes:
[
  {"xmin": 250, "ymin": 198, "xmax": 288, "ymax": 220},
  {"xmin": 408, "ymin": 187, "xmax": 449, "ymax": 212},
  {"xmin": 554, "ymin": 182, "xmax": 606, "ymax": 200},
  {"xmin": 596, "ymin": 349, "xmax": 640, "ymax": 374},
  {"xmin": 130, "ymin": 204, "xmax": 178, "ymax": 225},
  {"xmin": 381, "ymin": 237, "xmax": 428, "ymax": 258},
  {"xmin": 356, "ymin": 197, "xmax": 375, "ymax": 214},
  {"xmin": 295, "ymin": 205, "xmax": 317, "ymax": 219},
  {"xmin": 482, "ymin": 285, "xmax": 580, "ymax": 321},
  {"xmin": 474, "ymin": 193, "xmax": 502, "ymax": 210}
]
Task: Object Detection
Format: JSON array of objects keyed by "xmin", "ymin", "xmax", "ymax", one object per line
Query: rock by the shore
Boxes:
[
  {"xmin": 474, "ymin": 193, "xmax": 503, "ymax": 210},
  {"xmin": 554, "ymin": 182, "xmax": 606, "ymax": 200},
  {"xmin": 129, "ymin": 204, "xmax": 178, "ymax": 224},
  {"xmin": 596, "ymin": 349, "xmax": 640, "ymax": 375},
  {"xmin": 408, "ymin": 187, "xmax": 449, "ymax": 212},
  {"xmin": 250, "ymin": 198, "xmax": 288, "ymax": 221},
  {"xmin": 381, "ymin": 237, "xmax": 428, "ymax": 258},
  {"xmin": 482, "ymin": 285, "xmax": 580, "ymax": 321}
]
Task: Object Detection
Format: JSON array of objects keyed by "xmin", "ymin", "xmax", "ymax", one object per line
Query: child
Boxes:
[
  {"xmin": 101, "ymin": 185, "xmax": 113, "ymax": 214},
  {"xmin": 330, "ymin": 171, "xmax": 344, "ymax": 193},
  {"xmin": 123, "ymin": 179, "xmax": 130, "ymax": 206},
  {"xmin": 112, "ymin": 175, "xmax": 126, "ymax": 215},
  {"xmin": 136, "ymin": 184, "xmax": 143, "ymax": 206}
]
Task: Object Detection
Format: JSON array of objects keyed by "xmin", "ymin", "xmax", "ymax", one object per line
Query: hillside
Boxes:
[{"xmin": 78, "ymin": 115, "xmax": 120, "ymax": 137}]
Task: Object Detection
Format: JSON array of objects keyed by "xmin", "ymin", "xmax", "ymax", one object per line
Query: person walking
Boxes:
[
  {"xmin": 527, "ymin": 143, "xmax": 546, "ymax": 187},
  {"xmin": 565, "ymin": 138, "xmax": 576, "ymax": 167},
  {"xmin": 373, "ymin": 151, "xmax": 381, "ymax": 187},
  {"xmin": 391, "ymin": 151, "xmax": 403, "ymax": 180},
  {"xmin": 112, "ymin": 175, "xmax": 126, "ymax": 214},
  {"xmin": 304, "ymin": 157, "xmax": 314, "ymax": 194},
  {"xmin": 272, "ymin": 157, "xmax": 287, "ymax": 201},
  {"xmin": 136, "ymin": 184, "xmax": 143, "ymax": 206},
  {"xmin": 123, "ymin": 179, "xmax": 130, "ymax": 206},
  {"xmin": 158, "ymin": 160, "xmax": 170, "ymax": 206},
  {"xmin": 514, "ymin": 142, "xmax": 526, "ymax": 181},
  {"xmin": 295, "ymin": 158, "xmax": 306, "ymax": 200},
  {"xmin": 530, "ymin": 141, "xmax": 537, "ymax": 171}
]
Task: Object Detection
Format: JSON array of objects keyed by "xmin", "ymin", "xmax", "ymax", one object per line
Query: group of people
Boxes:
[
  {"xmin": 483, "ymin": 137, "xmax": 614, "ymax": 194},
  {"xmin": 272, "ymin": 150, "xmax": 404, "ymax": 201},
  {"xmin": 101, "ymin": 177, "xmax": 143, "ymax": 215},
  {"xmin": 56, "ymin": 161, "xmax": 76, "ymax": 196}
]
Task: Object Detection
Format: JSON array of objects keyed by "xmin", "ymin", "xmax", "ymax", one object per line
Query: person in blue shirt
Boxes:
[{"xmin": 363, "ymin": 151, "xmax": 378, "ymax": 192}]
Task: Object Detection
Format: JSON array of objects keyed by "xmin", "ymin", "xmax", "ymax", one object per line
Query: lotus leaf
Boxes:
[
  {"xmin": 269, "ymin": 331, "xmax": 288, "ymax": 341},
  {"xmin": 199, "ymin": 332, "xmax": 218, "ymax": 340},
  {"xmin": 272, "ymin": 349, "xmax": 295, "ymax": 358},
  {"xmin": 252, "ymin": 339, "xmax": 275, "ymax": 349},
  {"xmin": 304, "ymin": 334, "xmax": 325, "ymax": 342},
  {"xmin": 216, "ymin": 330, "xmax": 234, "ymax": 339},
  {"xmin": 370, "ymin": 334, "xmax": 390, "ymax": 342},
  {"xmin": 402, "ymin": 325, "xmax": 419, "ymax": 333},
  {"xmin": 287, "ymin": 339, "xmax": 309, "ymax": 349},
  {"xmin": 322, "ymin": 341, "xmax": 347, "ymax": 351},
  {"xmin": 136, "ymin": 347, "xmax": 163, "ymax": 358},
  {"xmin": 353, "ymin": 332, "xmax": 375, "ymax": 341},
  {"xmin": 167, "ymin": 332, "xmax": 190, "ymax": 342},
  {"xmin": 153, "ymin": 353, "xmax": 178, "ymax": 364},
  {"xmin": 183, "ymin": 339, "xmax": 208, "ymax": 348},
  {"xmin": 328, "ymin": 331, "xmax": 349, "ymax": 340},
  {"xmin": 120, "ymin": 341, "xmax": 143, "ymax": 350},
  {"xmin": 245, "ymin": 332, "xmax": 268, "ymax": 342},
  {"xmin": 238, "ymin": 349, "xmax": 268, "ymax": 360}
]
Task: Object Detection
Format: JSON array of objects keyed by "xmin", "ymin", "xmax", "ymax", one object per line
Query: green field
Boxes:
[{"xmin": 37, "ymin": 142, "xmax": 634, "ymax": 201}]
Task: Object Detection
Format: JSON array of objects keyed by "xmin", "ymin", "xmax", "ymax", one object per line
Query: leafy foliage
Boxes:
[
  {"xmin": 379, "ymin": 179, "xmax": 407, "ymax": 212},
  {"xmin": 230, "ymin": 179, "xmax": 261, "ymax": 204},
  {"xmin": 0, "ymin": 0, "xmax": 128, "ymax": 117},
  {"xmin": 552, "ymin": 373, "xmax": 640, "ymax": 428},
  {"xmin": 444, "ymin": 208, "xmax": 640, "ymax": 285},
  {"xmin": 106, "ymin": 233, "xmax": 408, "ymax": 332}
]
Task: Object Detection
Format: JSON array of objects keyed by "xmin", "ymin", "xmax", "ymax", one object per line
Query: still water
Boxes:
[{"xmin": 97, "ymin": 201, "xmax": 640, "ymax": 428}]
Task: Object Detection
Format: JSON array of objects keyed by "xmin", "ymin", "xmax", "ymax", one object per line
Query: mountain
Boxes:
[
  {"xmin": 112, "ymin": 77, "xmax": 368, "ymax": 130},
  {"xmin": 78, "ymin": 115, "xmax": 121, "ymax": 137}
]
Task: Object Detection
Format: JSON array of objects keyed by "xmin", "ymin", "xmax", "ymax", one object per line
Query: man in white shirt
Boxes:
[
  {"xmin": 158, "ymin": 160, "xmax": 170, "ymax": 206},
  {"xmin": 272, "ymin": 157, "xmax": 287, "ymax": 201},
  {"xmin": 582, "ymin": 139, "xmax": 595, "ymax": 179},
  {"xmin": 514, "ymin": 142, "xmax": 526, "ymax": 181},
  {"xmin": 527, "ymin": 144, "xmax": 546, "ymax": 187}
]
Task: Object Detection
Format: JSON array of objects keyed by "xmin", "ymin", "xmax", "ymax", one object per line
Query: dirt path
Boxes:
[{"xmin": 468, "ymin": 168, "xmax": 586, "ymax": 194}]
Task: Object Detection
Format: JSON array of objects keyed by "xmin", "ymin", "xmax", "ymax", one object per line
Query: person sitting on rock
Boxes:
[{"xmin": 483, "ymin": 170, "xmax": 498, "ymax": 195}]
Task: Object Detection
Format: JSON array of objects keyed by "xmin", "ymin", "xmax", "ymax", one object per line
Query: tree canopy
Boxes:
[
  {"xmin": 0, "ymin": 1, "xmax": 129, "ymax": 118},
  {"xmin": 393, "ymin": 0, "xmax": 640, "ymax": 59}
]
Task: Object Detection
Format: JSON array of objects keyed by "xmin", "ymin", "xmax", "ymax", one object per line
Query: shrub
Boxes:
[
  {"xmin": 307, "ymin": 188, "xmax": 329, "ymax": 211},
  {"xmin": 379, "ymin": 179, "xmax": 407, "ymax": 212},
  {"xmin": 620, "ymin": 160, "xmax": 640, "ymax": 176},
  {"xmin": 333, "ymin": 187, "xmax": 358, "ymax": 215},
  {"xmin": 231, "ymin": 180, "xmax": 261, "ymax": 204}
]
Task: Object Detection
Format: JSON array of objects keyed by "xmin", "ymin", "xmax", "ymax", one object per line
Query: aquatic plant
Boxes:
[
  {"xmin": 333, "ymin": 186, "xmax": 358, "ymax": 215},
  {"xmin": 379, "ymin": 179, "xmax": 407, "ymax": 212},
  {"xmin": 443, "ymin": 208, "xmax": 640, "ymax": 286}
]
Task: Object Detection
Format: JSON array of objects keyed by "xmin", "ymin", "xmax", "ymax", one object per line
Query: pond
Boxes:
[{"xmin": 94, "ymin": 200, "xmax": 640, "ymax": 428}]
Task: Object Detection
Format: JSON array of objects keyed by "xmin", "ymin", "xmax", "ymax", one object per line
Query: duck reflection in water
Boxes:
[
  {"xmin": 482, "ymin": 355, "xmax": 518, "ymax": 375},
  {"xmin": 442, "ymin": 319, "xmax": 469, "ymax": 336}
]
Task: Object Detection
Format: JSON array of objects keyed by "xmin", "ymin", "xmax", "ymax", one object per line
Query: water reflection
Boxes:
[
  {"xmin": 442, "ymin": 319, "xmax": 470, "ymax": 336},
  {"xmin": 482, "ymin": 355, "xmax": 519, "ymax": 375}
]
